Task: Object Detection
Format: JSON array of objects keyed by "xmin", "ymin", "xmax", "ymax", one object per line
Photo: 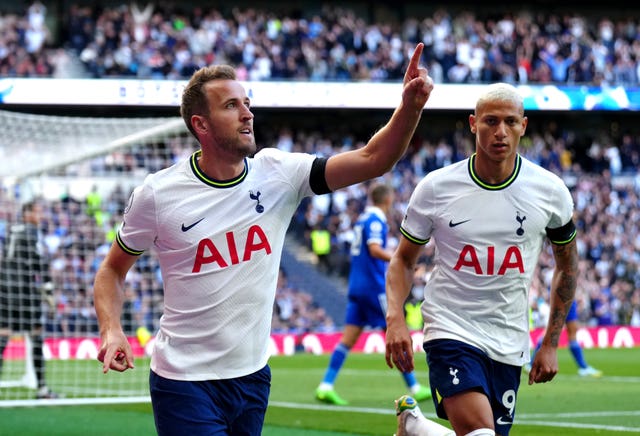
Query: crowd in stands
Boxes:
[
  {"xmin": 0, "ymin": 125, "xmax": 344, "ymax": 336},
  {"xmin": 1, "ymin": 1, "xmax": 640, "ymax": 336},
  {"xmin": 285, "ymin": 118, "xmax": 640, "ymax": 330},
  {"xmin": 0, "ymin": 115, "xmax": 639, "ymax": 336},
  {"xmin": 272, "ymin": 267, "xmax": 335, "ymax": 334},
  {"xmin": 2, "ymin": 1, "xmax": 640, "ymax": 86}
]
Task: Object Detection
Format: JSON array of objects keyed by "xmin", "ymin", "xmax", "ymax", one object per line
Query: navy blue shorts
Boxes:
[
  {"xmin": 150, "ymin": 365, "xmax": 271, "ymax": 436},
  {"xmin": 344, "ymin": 293, "xmax": 386, "ymax": 328},
  {"xmin": 424, "ymin": 339, "xmax": 521, "ymax": 436}
]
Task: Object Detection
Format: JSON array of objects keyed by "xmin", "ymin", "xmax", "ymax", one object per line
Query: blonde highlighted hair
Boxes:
[{"xmin": 475, "ymin": 83, "xmax": 524, "ymax": 116}]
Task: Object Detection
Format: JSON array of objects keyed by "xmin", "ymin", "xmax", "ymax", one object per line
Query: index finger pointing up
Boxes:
[{"xmin": 406, "ymin": 43, "xmax": 424, "ymax": 77}]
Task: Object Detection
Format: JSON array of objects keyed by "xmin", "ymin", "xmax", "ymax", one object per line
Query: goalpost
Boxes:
[{"xmin": 0, "ymin": 109, "xmax": 195, "ymax": 406}]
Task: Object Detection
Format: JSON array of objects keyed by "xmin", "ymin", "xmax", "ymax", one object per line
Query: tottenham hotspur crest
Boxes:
[
  {"xmin": 516, "ymin": 211, "xmax": 526, "ymax": 236},
  {"xmin": 249, "ymin": 190, "xmax": 264, "ymax": 213}
]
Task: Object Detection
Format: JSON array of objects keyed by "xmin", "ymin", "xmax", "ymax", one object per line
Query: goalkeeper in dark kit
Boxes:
[{"xmin": 0, "ymin": 200, "xmax": 58, "ymax": 399}]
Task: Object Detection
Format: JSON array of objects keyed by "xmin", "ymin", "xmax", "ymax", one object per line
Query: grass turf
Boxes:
[{"xmin": 0, "ymin": 347, "xmax": 638, "ymax": 435}]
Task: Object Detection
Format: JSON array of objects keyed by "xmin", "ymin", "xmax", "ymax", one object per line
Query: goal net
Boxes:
[{"xmin": 0, "ymin": 109, "xmax": 195, "ymax": 406}]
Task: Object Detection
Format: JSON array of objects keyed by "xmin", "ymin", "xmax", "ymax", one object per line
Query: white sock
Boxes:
[
  {"xmin": 464, "ymin": 429, "xmax": 495, "ymax": 436},
  {"xmin": 317, "ymin": 382, "xmax": 333, "ymax": 390},
  {"xmin": 402, "ymin": 405, "xmax": 455, "ymax": 436}
]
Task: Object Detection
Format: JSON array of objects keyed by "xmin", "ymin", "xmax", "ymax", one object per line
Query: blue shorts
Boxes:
[
  {"xmin": 149, "ymin": 365, "xmax": 271, "ymax": 436},
  {"xmin": 566, "ymin": 300, "xmax": 578, "ymax": 322},
  {"xmin": 424, "ymin": 339, "xmax": 521, "ymax": 436},
  {"xmin": 344, "ymin": 293, "xmax": 386, "ymax": 328}
]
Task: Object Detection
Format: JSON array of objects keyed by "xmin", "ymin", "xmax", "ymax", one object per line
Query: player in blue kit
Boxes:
[
  {"xmin": 315, "ymin": 183, "xmax": 431, "ymax": 405},
  {"xmin": 386, "ymin": 83, "xmax": 579, "ymax": 436},
  {"xmin": 527, "ymin": 299, "xmax": 602, "ymax": 377},
  {"xmin": 94, "ymin": 43, "xmax": 434, "ymax": 436}
]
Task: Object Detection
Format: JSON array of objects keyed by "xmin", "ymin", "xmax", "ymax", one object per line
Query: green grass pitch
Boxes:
[{"xmin": 1, "ymin": 347, "xmax": 639, "ymax": 435}]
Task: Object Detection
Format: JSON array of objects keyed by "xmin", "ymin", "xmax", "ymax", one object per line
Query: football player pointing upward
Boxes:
[
  {"xmin": 386, "ymin": 83, "xmax": 578, "ymax": 436},
  {"xmin": 94, "ymin": 43, "xmax": 433, "ymax": 436}
]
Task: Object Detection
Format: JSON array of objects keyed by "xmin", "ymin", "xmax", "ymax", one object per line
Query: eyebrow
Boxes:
[{"xmin": 222, "ymin": 96, "xmax": 248, "ymax": 105}]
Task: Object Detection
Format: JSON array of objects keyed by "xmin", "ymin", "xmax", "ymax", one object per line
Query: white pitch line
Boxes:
[
  {"xmin": 269, "ymin": 401, "xmax": 640, "ymax": 433},
  {"xmin": 515, "ymin": 419, "xmax": 640, "ymax": 433},
  {"xmin": 520, "ymin": 411, "xmax": 640, "ymax": 418},
  {"xmin": 275, "ymin": 368, "xmax": 640, "ymax": 384}
]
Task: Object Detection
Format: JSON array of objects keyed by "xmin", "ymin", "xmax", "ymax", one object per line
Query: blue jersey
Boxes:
[
  {"xmin": 543, "ymin": 286, "xmax": 579, "ymax": 322},
  {"xmin": 348, "ymin": 206, "xmax": 388, "ymax": 297}
]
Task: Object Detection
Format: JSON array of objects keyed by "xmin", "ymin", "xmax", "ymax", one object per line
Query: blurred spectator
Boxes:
[
  {"xmin": 1, "ymin": 101, "xmax": 640, "ymax": 333},
  {"xmin": 273, "ymin": 268, "xmax": 335, "ymax": 333},
  {"xmin": 1, "ymin": 2, "xmax": 639, "ymax": 87}
]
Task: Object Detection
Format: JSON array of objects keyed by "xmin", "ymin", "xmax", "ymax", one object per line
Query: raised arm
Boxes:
[
  {"xmin": 324, "ymin": 43, "xmax": 434, "ymax": 191},
  {"xmin": 94, "ymin": 242, "xmax": 139, "ymax": 374},
  {"xmin": 385, "ymin": 237, "xmax": 424, "ymax": 372},
  {"xmin": 528, "ymin": 238, "xmax": 578, "ymax": 385}
]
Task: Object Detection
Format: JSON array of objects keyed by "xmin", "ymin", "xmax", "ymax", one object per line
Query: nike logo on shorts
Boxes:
[
  {"xmin": 181, "ymin": 218, "xmax": 205, "ymax": 232},
  {"xmin": 496, "ymin": 416, "xmax": 513, "ymax": 425}
]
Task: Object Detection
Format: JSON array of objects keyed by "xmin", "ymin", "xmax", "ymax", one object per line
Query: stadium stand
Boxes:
[
  {"xmin": 0, "ymin": 111, "xmax": 637, "ymax": 335},
  {"xmin": 1, "ymin": 2, "xmax": 639, "ymax": 331},
  {"xmin": 1, "ymin": 1, "xmax": 639, "ymax": 86},
  {"xmin": 0, "ymin": 0, "xmax": 639, "ymax": 404}
]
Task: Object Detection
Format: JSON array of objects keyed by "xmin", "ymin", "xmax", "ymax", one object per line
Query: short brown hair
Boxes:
[
  {"xmin": 180, "ymin": 65, "xmax": 237, "ymax": 138},
  {"xmin": 369, "ymin": 183, "xmax": 392, "ymax": 206}
]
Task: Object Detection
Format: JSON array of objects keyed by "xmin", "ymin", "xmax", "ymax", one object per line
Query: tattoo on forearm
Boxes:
[
  {"xmin": 556, "ymin": 271, "xmax": 577, "ymax": 304},
  {"xmin": 547, "ymin": 310, "xmax": 565, "ymax": 347},
  {"xmin": 547, "ymin": 240, "xmax": 579, "ymax": 347},
  {"xmin": 553, "ymin": 241, "xmax": 578, "ymax": 303}
]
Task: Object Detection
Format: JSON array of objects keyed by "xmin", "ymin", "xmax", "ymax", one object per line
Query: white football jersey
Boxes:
[
  {"xmin": 400, "ymin": 154, "xmax": 575, "ymax": 366},
  {"xmin": 118, "ymin": 147, "xmax": 316, "ymax": 380}
]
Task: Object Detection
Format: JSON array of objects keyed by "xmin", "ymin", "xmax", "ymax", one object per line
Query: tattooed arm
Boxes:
[{"xmin": 528, "ymin": 238, "xmax": 578, "ymax": 385}]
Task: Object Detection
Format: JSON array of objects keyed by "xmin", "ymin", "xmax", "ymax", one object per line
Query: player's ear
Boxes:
[
  {"xmin": 520, "ymin": 116, "xmax": 528, "ymax": 136},
  {"xmin": 191, "ymin": 115, "xmax": 208, "ymax": 135},
  {"xmin": 469, "ymin": 114, "xmax": 477, "ymax": 134}
]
